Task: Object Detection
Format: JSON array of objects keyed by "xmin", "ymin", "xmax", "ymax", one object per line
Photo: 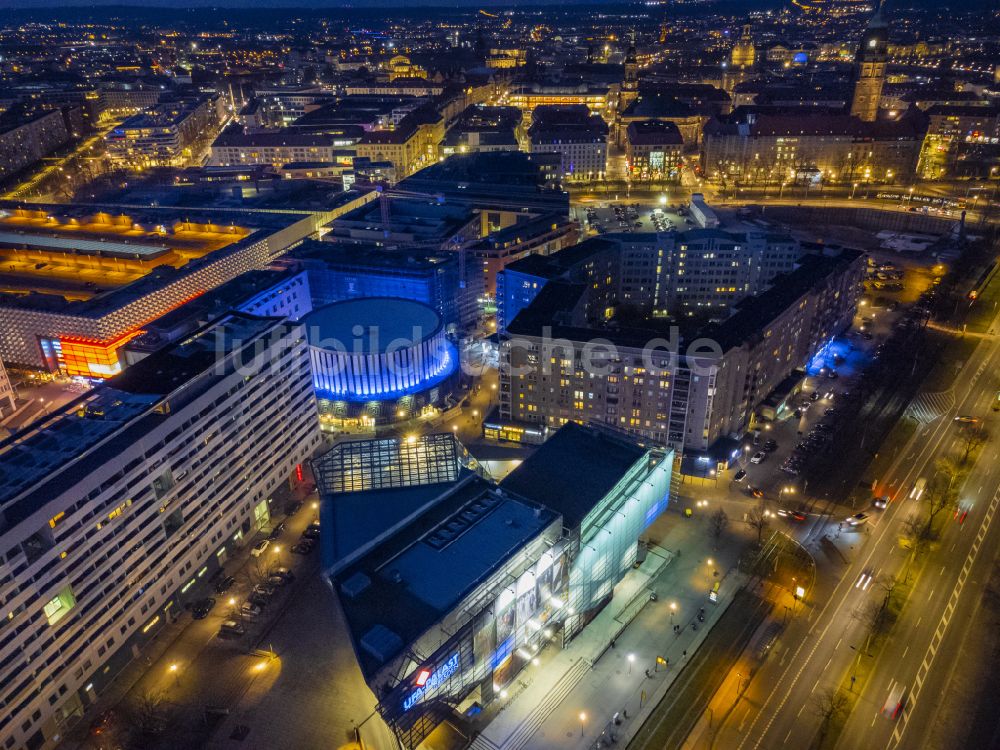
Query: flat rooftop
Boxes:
[
  {"xmin": 501, "ymin": 422, "xmax": 645, "ymax": 529},
  {"xmin": 332, "ymin": 476, "xmax": 557, "ymax": 678},
  {"xmin": 0, "ymin": 202, "xmax": 307, "ymax": 316},
  {"xmin": 0, "ymin": 314, "xmax": 283, "ymax": 528}
]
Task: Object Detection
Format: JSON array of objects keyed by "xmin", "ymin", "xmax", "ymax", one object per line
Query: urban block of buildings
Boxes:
[
  {"xmin": 0, "ymin": 313, "xmax": 319, "ymax": 750},
  {"xmin": 497, "ymin": 233, "xmax": 864, "ymax": 455}
]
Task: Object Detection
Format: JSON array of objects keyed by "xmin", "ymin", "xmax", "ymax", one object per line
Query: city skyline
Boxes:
[{"xmin": 0, "ymin": 0, "xmax": 997, "ymax": 748}]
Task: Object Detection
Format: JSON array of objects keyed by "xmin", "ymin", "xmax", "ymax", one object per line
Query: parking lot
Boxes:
[{"xmin": 577, "ymin": 202, "xmax": 697, "ymax": 235}]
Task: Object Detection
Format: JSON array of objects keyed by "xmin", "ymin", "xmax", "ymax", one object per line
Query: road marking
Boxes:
[
  {"xmin": 889, "ymin": 484, "xmax": 1000, "ymax": 750},
  {"xmin": 836, "ymin": 637, "xmax": 842, "ymax": 650},
  {"xmin": 739, "ymin": 334, "xmax": 1000, "ymax": 750},
  {"xmin": 902, "ymin": 645, "xmax": 908, "ymax": 659}
]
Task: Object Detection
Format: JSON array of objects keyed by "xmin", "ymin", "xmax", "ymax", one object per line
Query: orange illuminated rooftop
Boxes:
[{"xmin": 0, "ymin": 207, "xmax": 250, "ymax": 300}]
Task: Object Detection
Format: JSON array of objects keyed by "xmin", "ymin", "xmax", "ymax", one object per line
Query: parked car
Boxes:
[
  {"xmin": 302, "ymin": 524, "xmax": 321, "ymax": 540},
  {"xmin": 733, "ymin": 469, "xmax": 747, "ymax": 483},
  {"xmin": 750, "ymin": 451, "xmax": 766, "ymax": 464},
  {"xmin": 763, "ymin": 439, "xmax": 778, "ymax": 452},
  {"xmin": 269, "ymin": 566, "xmax": 294, "ymax": 582},
  {"xmin": 190, "ymin": 597, "xmax": 215, "ymax": 620},
  {"xmin": 250, "ymin": 539, "xmax": 270, "ymax": 557},
  {"xmin": 219, "ymin": 620, "xmax": 245, "ymax": 637},
  {"xmin": 268, "ymin": 522, "xmax": 286, "ymax": 540},
  {"xmin": 249, "ymin": 592, "xmax": 270, "ymax": 608},
  {"xmin": 284, "ymin": 500, "xmax": 303, "ymax": 517},
  {"xmin": 90, "ymin": 710, "xmax": 116, "ymax": 736},
  {"xmin": 291, "ymin": 541, "xmax": 315, "ymax": 555},
  {"xmin": 267, "ymin": 574, "xmax": 288, "ymax": 588},
  {"xmin": 214, "ymin": 575, "xmax": 236, "ymax": 594},
  {"xmin": 240, "ymin": 602, "xmax": 262, "ymax": 620},
  {"xmin": 252, "ymin": 583, "xmax": 275, "ymax": 598}
]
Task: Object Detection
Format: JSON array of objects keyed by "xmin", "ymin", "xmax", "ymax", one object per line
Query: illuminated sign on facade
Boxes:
[{"xmin": 403, "ymin": 652, "xmax": 460, "ymax": 711}]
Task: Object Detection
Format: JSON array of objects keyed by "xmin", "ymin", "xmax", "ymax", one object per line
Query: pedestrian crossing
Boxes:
[{"xmin": 905, "ymin": 390, "xmax": 955, "ymax": 424}]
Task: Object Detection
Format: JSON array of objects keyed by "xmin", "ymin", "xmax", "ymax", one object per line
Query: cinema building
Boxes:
[{"xmin": 313, "ymin": 423, "xmax": 673, "ymax": 748}]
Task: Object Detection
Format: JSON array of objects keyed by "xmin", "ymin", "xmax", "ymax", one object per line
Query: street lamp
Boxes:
[
  {"xmin": 628, "ymin": 653, "xmax": 636, "ymax": 674},
  {"xmin": 579, "ymin": 711, "xmax": 587, "ymax": 737},
  {"xmin": 670, "ymin": 601, "xmax": 677, "ymax": 623}
]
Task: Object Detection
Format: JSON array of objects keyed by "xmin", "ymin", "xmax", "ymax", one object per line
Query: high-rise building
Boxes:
[
  {"xmin": 499, "ymin": 251, "xmax": 864, "ymax": 453},
  {"xmin": 849, "ymin": 5, "xmax": 889, "ymax": 122},
  {"xmin": 0, "ymin": 313, "xmax": 320, "ymax": 750}
]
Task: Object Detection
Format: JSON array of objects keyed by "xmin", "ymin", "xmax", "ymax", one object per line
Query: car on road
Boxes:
[
  {"xmin": 777, "ymin": 508, "xmax": 807, "ymax": 522},
  {"xmin": 291, "ymin": 541, "xmax": 315, "ymax": 555},
  {"xmin": 214, "ymin": 575, "xmax": 236, "ymax": 594},
  {"xmin": 763, "ymin": 439, "xmax": 778, "ymax": 452},
  {"xmin": 747, "ymin": 486, "xmax": 764, "ymax": 499},
  {"xmin": 881, "ymin": 681, "xmax": 905, "ymax": 720},
  {"xmin": 750, "ymin": 451, "xmax": 766, "ymax": 464},
  {"xmin": 302, "ymin": 523, "xmax": 321, "ymax": 540},
  {"xmin": 268, "ymin": 522, "xmax": 285, "ymax": 540},
  {"xmin": 219, "ymin": 620, "xmax": 246, "ymax": 637},
  {"xmin": 855, "ymin": 567, "xmax": 874, "ymax": 590},
  {"xmin": 845, "ymin": 512, "xmax": 869, "ymax": 527},
  {"xmin": 733, "ymin": 469, "xmax": 747, "ymax": 483},
  {"xmin": 190, "ymin": 597, "xmax": 215, "ymax": 620},
  {"xmin": 955, "ymin": 502, "xmax": 972, "ymax": 524},
  {"xmin": 873, "ymin": 496, "xmax": 889, "ymax": 509},
  {"xmin": 250, "ymin": 539, "xmax": 270, "ymax": 557},
  {"xmin": 953, "ymin": 415, "xmax": 979, "ymax": 424}
]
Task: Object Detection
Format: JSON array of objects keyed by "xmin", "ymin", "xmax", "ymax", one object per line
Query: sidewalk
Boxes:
[{"xmin": 473, "ymin": 515, "xmax": 751, "ymax": 750}]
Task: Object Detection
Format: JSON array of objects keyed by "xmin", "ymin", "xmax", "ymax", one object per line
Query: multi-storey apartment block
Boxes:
[{"xmin": 0, "ymin": 313, "xmax": 320, "ymax": 750}]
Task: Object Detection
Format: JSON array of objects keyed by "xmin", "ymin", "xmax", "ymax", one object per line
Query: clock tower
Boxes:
[{"xmin": 850, "ymin": 3, "xmax": 889, "ymax": 122}]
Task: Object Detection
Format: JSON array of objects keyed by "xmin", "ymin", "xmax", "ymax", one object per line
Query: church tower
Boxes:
[
  {"xmin": 621, "ymin": 36, "xmax": 639, "ymax": 111},
  {"xmin": 850, "ymin": 3, "xmax": 889, "ymax": 122},
  {"xmin": 731, "ymin": 24, "xmax": 755, "ymax": 68}
]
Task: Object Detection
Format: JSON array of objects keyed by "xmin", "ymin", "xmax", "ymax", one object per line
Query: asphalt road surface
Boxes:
[{"xmin": 707, "ymin": 308, "xmax": 1000, "ymax": 750}]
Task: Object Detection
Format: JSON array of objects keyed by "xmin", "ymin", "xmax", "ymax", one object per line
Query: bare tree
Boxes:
[
  {"xmin": 745, "ymin": 500, "xmax": 769, "ymax": 546},
  {"xmin": 852, "ymin": 599, "xmax": 889, "ymax": 636},
  {"xmin": 920, "ymin": 459, "xmax": 959, "ymax": 539},
  {"xmin": 876, "ymin": 573, "xmax": 902, "ymax": 611},
  {"xmin": 812, "ymin": 687, "xmax": 850, "ymax": 738},
  {"xmin": 958, "ymin": 424, "xmax": 988, "ymax": 464},
  {"xmin": 126, "ymin": 689, "xmax": 169, "ymax": 736},
  {"xmin": 709, "ymin": 508, "xmax": 729, "ymax": 550}
]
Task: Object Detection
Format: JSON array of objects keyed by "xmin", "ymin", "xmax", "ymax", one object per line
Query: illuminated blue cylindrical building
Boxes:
[{"xmin": 303, "ymin": 298, "xmax": 458, "ymax": 427}]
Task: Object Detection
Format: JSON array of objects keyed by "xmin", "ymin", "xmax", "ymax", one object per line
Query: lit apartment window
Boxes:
[{"xmin": 43, "ymin": 585, "xmax": 76, "ymax": 626}]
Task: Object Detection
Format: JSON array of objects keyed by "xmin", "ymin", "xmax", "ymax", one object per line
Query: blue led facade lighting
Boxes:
[{"xmin": 304, "ymin": 298, "xmax": 458, "ymax": 403}]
